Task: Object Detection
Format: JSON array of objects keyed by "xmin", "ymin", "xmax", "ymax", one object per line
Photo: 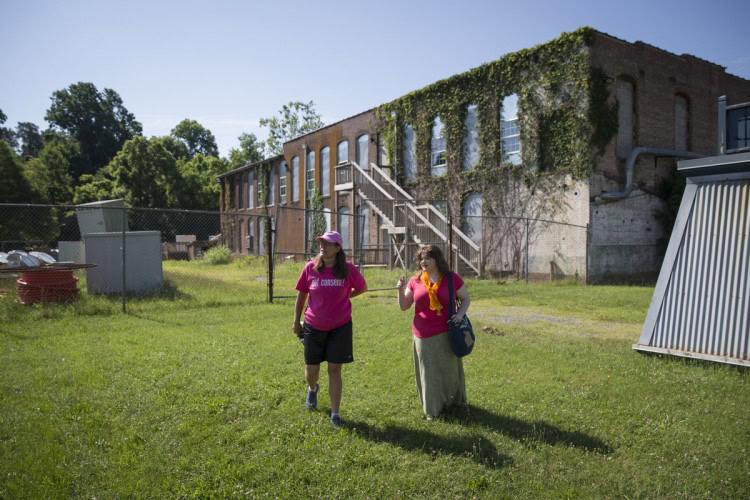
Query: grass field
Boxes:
[{"xmin": 1, "ymin": 259, "xmax": 748, "ymax": 498}]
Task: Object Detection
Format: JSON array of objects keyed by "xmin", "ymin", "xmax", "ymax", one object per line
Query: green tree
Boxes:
[
  {"xmin": 308, "ymin": 189, "xmax": 327, "ymax": 255},
  {"xmin": 259, "ymin": 101, "xmax": 324, "ymax": 156},
  {"xmin": 105, "ymin": 136, "xmax": 180, "ymax": 208},
  {"xmin": 16, "ymin": 122, "xmax": 43, "ymax": 158},
  {"xmin": 23, "ymin": 137, "xmax": 77, "ymax": 205},
  {"xmin": 176, "ymin": 154, "xmax": 227, "ymax": 210},
  {"xmin": 0, "ymin": 108, "xmax": 18, "ymax": 151},
  {"xmin": 170, "ymin": 119, "xmax": 219, "ymax": 158},
  {"xmin": 45, "ymin": 82, "xmax": 143, "ymax": 179},
  {"xmin": 0, "ymin": 139, "xmax": 35, "ymax": 203},
  {"xmin": 73, "ymin": 173, "xmax": 114, "ymax": 205},
  {"xmin": 227, "ymin": 132, "xmax": 265, "ymax": 170}
]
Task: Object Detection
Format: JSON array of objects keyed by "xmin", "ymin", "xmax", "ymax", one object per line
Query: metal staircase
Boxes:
[{"xmin": 346, "ymin": 161, "xmax": 481, "ymax": 275}]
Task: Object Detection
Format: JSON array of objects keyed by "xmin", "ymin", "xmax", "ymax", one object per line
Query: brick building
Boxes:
[{"xmin": 218, "ymin": 28, "xmax": 750, "ymax": 282}]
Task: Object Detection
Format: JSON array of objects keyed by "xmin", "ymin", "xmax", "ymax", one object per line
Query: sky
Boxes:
[{"xmin": 1, "ymin": 0, "xmax": 748, "ymax": 157}]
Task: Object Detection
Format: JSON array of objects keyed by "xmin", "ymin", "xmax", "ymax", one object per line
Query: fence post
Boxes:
[
  {"xmin": 525, "ymin": 218, "xmax": 529, "ymax": 284},
  {"xmin": 121, "ymin": 206, "xmax": 127, "ymax": 313},
  {"xmin": 266, "ymin": 217, "xmax": 273, "ymax": 303}
]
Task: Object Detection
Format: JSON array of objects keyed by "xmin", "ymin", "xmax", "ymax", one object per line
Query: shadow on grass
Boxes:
[
  {"xmin": 346, "ymin": 420, "xmax": 511, "ymax": 469},
  {"xmin": 444, "ymin": 404, "xmax": 613, "ymax": 454}
]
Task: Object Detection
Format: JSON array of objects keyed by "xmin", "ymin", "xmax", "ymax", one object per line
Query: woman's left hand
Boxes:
[{"xmin": 449, "ymin": 313, "xmax": 464, "ymax": 324}]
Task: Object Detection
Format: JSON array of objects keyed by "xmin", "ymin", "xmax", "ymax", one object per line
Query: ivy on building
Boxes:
[{"xmin": 374, "ymin": 26, "xmax": 618, "ymax": 215}]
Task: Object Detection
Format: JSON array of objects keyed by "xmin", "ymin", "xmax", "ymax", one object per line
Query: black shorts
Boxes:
[{"xmin": 303, "ymin": 319, "xmax": 354, "ymax": 365}]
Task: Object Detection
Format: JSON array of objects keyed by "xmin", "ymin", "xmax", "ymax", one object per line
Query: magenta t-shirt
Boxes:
[
  {"xmin": 408, "ymin": 272, "xmax": 464, "ymax": 338},
  {"xmin": 296, "ymin": 260, "xmax": 367, "ymax": 331}
]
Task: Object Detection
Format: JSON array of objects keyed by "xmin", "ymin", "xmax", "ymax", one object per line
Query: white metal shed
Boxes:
[{"xmin": 634, "ymin": 152, "xmax": 750, "ymax": 366}]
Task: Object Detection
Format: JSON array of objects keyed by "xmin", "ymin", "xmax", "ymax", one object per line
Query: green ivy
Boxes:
[{"xmin": 374, "ymin": 27, "xmax": 618, "ymax": 212}]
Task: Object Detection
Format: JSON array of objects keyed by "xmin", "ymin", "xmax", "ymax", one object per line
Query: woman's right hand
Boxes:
[
  {"xmin": 397, "ymin": 275, "xmax": 406, "ymax": 289},
  {"xmin": 293, "ymin": 321, "xmax": 303, "ymax": 338}
]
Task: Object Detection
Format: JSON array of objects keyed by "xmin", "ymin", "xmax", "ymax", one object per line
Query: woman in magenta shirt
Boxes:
[
  {"xmin": 397, "ymin": 244, "xmax": 471, "ymax": 419},
  {"xmin": 293, "ymin": 231, "xmax": 367, "ymax": 428}
]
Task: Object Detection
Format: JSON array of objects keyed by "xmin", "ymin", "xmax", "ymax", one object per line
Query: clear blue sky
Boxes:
[{"xmin": 1, "ymin": 0, "xmax": 747, "ymax": 157}]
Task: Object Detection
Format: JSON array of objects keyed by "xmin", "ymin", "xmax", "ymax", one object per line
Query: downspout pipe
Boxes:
[{"xmin": 595, "ymin": 146, "xmax": 707, "ymax": 204}]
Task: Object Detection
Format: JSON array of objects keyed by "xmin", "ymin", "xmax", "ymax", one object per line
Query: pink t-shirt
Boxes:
[
  {"xmin": 296, "ymin": 260, "xmax": 367, "ymax": 331},
  {"xmin": 408, "ymin": 272, "xmax": 465, "ymax": 338}
]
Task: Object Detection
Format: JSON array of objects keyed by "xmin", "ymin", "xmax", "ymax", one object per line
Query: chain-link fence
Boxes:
[
  {"xmin": 0, "ymin": 203, "xmax": 273, "ymax": 311},
  {"xmin": 464, "ymin": 215, "xmax": 588, "ymax": 282},
  {"xmin": 272, "ymin": 205, "xmax": 402, "ymax": 297},
  {"xmin": 0, "ymin": 202, "xmax": 589, "ymax": 313}
]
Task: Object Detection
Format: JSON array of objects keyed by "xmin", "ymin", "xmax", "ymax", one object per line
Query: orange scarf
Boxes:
[{"xmin": 420, "ymin": 271, "xmax": 443, "ymax": 316}]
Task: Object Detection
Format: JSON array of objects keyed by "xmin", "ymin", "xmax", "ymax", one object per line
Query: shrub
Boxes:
[{"xmin": 201, "ymin": 245, "xmax": 232, "ymax": 265}]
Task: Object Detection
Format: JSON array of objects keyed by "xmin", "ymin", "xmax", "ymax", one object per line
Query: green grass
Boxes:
[{"xmin": 1, "ymin": 264, "xmax": 748, "ymax": 498}]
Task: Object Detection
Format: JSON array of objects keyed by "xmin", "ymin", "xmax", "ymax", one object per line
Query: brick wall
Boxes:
[{"xmin": 588, "ymin": 32, "xmax": 750, "ymax": 282}]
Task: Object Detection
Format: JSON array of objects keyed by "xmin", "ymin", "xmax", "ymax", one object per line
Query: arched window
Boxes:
[
  {"xmin": 258, "ymin": 218, "xmax": 265, "ymax": 255},
  {"xmin": 306, "ymin": 150, "xmax": 315, "ymax": 198},
  {"xmin": 320, "ymin": 146, "xmax": 330, "ymax": 196},
  {"xmin": 356, "ymin": 135, "xmax": 368, "ymax": 170},
  {"xmin": 356, "ymin": 204, "xmax": 369, "ymax": 248},
  {"xmin": 247, "ymin": 219, "xmax": 255, "ymax": 254},
  {"xmin": 323, "ymin": 208, "xmax": 331, "ymax": 232},
  {"xmin": 461, "ymin": 192, "xmax": 482, "ymax": 246},
  {"xmin": 378, "ymin": 135, "xmax": 390, "ymax": 166},
  {"xmin": 247, "ymin": 170, "xmax": 254, "ymax": 209},
  {"xmin": 463, "ymin": 104, "xmax": 479, "ymax": 170},
  {"xmin": 237, "ymin": 174, "xmax": 247, "ymax": 208},
  {"xmin": 500, "ymin": 94, "xmax": 521, "ymax": 165},
  {"xmin": 431, "ymin": 117, "xmax": 447, "ymax": 176},
  {"xmin": 279, "ymin": 161, "xmax": 287, "ymax": 204},
  {"xmin": 337, "ymin": 140, "xmax": 348, "ymax": 164},
  {"xmin": 338, "ymin": 206, "xmax": 350, "ymax": 250},
  {"xmin": 291, "ymin": 156, "xmax": 299, "ymax": 202},
  {"xmin": 267, "ymin": 165, "xmax": 275, "ymax": 206},
  {"xmin": 616, "ymin": 78, "xmax": 636, "ymax": 159},
  {"xmin": 403, "ymin": 124, "xmax": 416, "ymax": 180},
  {"xmin": 674, "ymin": 94, "xmax": 689, "ymax": 151}
]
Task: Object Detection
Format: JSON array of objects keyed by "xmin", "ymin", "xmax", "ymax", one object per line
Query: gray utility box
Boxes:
[
  {"xmin": 76, "ymin": 199, "xmax": 129, "ymax": 235},
  {"xmin": 83, "ymin": 231, "xmax": 163, "ymax": 294}
]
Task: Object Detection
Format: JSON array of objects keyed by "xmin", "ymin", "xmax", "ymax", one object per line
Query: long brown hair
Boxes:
[
  {"xmin": 413, "ymin": 245, "xmax": 451, "ymax": 278},
  {"xmin": 314, "ymin": 245, "xmax": 349, "ymax": 279}
]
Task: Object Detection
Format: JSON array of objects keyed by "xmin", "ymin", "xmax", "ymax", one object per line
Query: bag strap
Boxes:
[{"xmin": 447, "ymin": 271, "xmax": 456, "ymax": 316}]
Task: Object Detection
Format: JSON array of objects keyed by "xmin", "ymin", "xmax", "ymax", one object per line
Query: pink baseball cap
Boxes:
[{"xmin": 315, "ymin": 231, "xmax": 343, "ymax": 246}]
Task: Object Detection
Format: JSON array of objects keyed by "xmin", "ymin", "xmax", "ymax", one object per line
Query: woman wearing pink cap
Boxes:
[
  {"xmin": 293, "ymin": 231, "xmax": 367, "ymax": 428},
  {"xmin": 397, "ymin": 244, "xmax": 471, "ymax": 419}
]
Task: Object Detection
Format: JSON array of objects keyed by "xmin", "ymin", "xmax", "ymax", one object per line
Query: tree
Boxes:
[
  {"xmin": 16, "ymin": 122, "xmax": 43, "ymax": 158},
  {"xmin": 308, "ymin": 189, "xmax": 327, "ymax": 256},
  {"xmin": 74, "ymin": 135, "xmax": 224, "ymax": 211},
  {"xmin": 0, "ymin": 141, "xmax": 59, "ymax": 244},
  {"xmin": 259, "ymin": 101, "xmax": 324, "ymax": 156},
  {"xmin": 176, "ymin": 154, "xmax": 227, "ymax": 210},
  {"xmin": 227, "ymin": 132, "xmax": 265, "ymax": 170},
  {"xmin": 170, "ymin": 119, "xmax": 219, "ymax": 158},
  {"xmin": 45, "ymin": 82, "xmax": 142, "ymax": 179},
  {"xmin": 0, "ymin": 139, "xmax": 35, "ymax": 203},
  {"xmin": 23, "ymin": 137, "xmax": 76, "ymax": 205},
  {"xmin": 0, "ymin": 108, "xmax": 18, "ymax": 151}
]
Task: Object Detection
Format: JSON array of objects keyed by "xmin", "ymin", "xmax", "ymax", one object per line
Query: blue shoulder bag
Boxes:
[{"xmin": 447, "ymin": 272, "xmax": 475, "ymax": 357}]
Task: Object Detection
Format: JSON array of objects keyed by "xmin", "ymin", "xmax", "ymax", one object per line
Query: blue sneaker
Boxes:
[
  {"xmin": 330, "ymin": 414, "xmax": 343, "ymax": 428},
  {"xmin": 305, "ymin": 383, "xmax": 319, "ymax": 410}
]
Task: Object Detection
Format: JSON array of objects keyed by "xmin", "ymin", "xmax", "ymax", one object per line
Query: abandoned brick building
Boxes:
[{"xmin": 217, "ymin": 27, "xmax": 750, "ymax": 282}]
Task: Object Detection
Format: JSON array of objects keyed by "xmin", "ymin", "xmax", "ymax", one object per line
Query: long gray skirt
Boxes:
[{"xmin": 413, "ymin": 331, "xmax": 467, "ymax": 418}]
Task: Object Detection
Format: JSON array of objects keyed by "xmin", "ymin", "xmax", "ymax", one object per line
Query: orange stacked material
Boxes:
[{"xmin": 16, "ymin": 269, "xmax": 79, "ymax": 304}]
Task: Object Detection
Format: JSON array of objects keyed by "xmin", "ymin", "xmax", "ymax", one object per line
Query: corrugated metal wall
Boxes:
[{"xmin": 646, "ymin": 179, "xmax": 750, "ymax": 362}]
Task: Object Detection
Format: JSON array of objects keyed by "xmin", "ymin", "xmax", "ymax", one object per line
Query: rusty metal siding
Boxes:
[{"xmin": 636, "ymin": 152, "xmax": 750, "ymax": 366}]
